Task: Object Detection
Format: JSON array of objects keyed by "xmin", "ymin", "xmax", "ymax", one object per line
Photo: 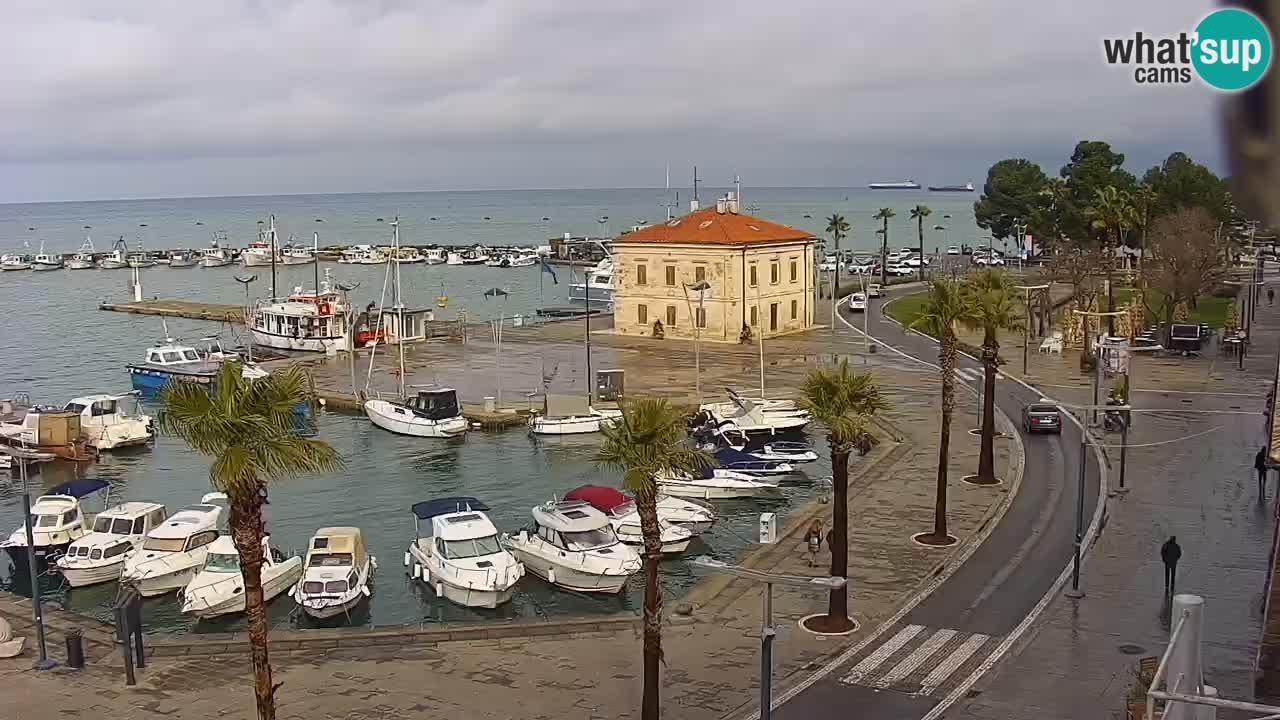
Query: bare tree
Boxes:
[
  {"xmin": 1047, "ymin": 238, "xmax": 1107, "ymax": 366},
  {"xmin": 1141, "ymin": 207, "xmax": 1230, "ymax": 341}
]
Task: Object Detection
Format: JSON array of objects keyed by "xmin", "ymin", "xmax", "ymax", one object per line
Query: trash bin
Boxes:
[{"xmin": 65, "ymin": 628, "xmax": 84, "ymax": 669}]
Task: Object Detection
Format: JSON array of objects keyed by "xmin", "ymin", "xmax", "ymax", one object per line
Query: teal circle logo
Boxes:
[{"xmin": 1192, "ymin": 8, "xmax": 1272, "ymax": 91}]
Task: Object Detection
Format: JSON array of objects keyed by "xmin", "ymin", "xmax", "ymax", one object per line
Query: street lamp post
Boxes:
[
  {"xmin": 4, "ymin": 444, "xmax": 56, "ymax": 670},
  {"xmin": 682, "ymin": 280, "xmax": 711, "ymax": 401},
  {"xmin": 1016, "ymin": 284, "xmax": 1050, "ymax": 376},
  {"xmin": 692, "ymin": 557, "xmax": 847, "ymax": 720}
]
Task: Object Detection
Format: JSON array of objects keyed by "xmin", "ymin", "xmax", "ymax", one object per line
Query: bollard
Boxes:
[
  {"xmin": 65, "ymin": 628, "xmax": 84, "ymax": 669},
  {"xmin": 115, "ymin": 604, "xmax": 135, "ymax": 686},
  {"xmin": 127, "ymin": 592, "xmax": 145, "ymax": 669}
]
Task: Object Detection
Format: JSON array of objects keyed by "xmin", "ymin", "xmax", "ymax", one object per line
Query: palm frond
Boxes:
[
  {"xmin": 595, "ymin": 398, "xmax": 712, "ymax": 499},
  {"xmin": 797, "ymin": 359, "xmax": 889, "ymax": 452}
]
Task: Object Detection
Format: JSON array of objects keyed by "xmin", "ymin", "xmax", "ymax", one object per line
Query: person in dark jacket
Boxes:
[
  {"xmin": 1161, "ymin": 536, "xmax": 1182, "ymax": 595},
  {"xmin": 1258, "ymin": 447, "xmax": 1271, "ymax": 499}
]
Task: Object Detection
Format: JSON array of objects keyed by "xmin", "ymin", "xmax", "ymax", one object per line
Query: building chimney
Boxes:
[
  {"xmin": 726, "ymin": 191, "xmax": 739, "ymax": 214},
  {"xmin": 690, "ymin": 199, "xmax": 700, "ymax": 212},
  {"xmin": 716, "ymin": 197, "xmax": 728, "ymax": 214}
]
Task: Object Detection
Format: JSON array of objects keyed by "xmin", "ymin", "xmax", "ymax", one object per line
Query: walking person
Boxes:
[
  {"xmin": 1161, "ymin": 536, "xmax": 1182, "ymax": 597},
  {"xmin": 1269, "ymin": 287, "xmax": 1275, "ymax": 306},
  {"xmin": 1257, "ymin": 446, "xmax": 1271, "ymax": 499},
  {"xmin": 804, "ymin": 520, "xmax": 824, "ymax": 568}
]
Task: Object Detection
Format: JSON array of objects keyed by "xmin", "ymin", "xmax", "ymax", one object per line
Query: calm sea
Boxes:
[{"xmin": 0, "ymin": 188, "xmax": 973, "ymax": 633}]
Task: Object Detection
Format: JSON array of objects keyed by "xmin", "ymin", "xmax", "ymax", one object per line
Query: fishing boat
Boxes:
[
  {"xmin": 404, "ymin": 497, "xmax": 523, "ymax": 609},
  {"xmin": 241, "ymin": 239, "xmax": 277, "ymax": 267},
  {"xmin": 66, "ymin": 238, "xmax": 96, "ymax": 269},
  {"xmin": 691, "ymin": 393, "xmax": 810, "ymax": 436},
  {"xmin": 199, "ymin": 233, "xmax": 235, "ymax": 267},
  {"xmin": 281, "ymin": 239, "xmax": 316, "ymax": 265},
  {"xmin": 168, "ymin": 250, "xmax": 199, "ymax": 268},
  {"xmin": 508, "ymin": 249, "xmax": 539, "ymax": 267},
  {"xmin": 98, "ymin": 238, "xmax": 129, "ymax": 269},
  {"xmin": 0, "ymin": 254, "xmax": 32, "ymax": 271},
  {"xmin": 292, "ymin": 527, "xmax": 377, "ymax": 620},
  {"xmin": 562, "ymin": 486, "xmax": 694, "ymax": 554},
  {"xmin": 656, "ymin": 467, "xmax": 782, "ymax": 500},
  {"xmin": 505, "ymin": 499, "xmax": 641, "ymax": 594},
  {"xmin": 338, "ymin": 245, "xmax": 384, "ymax": 264},
  {"xmin": 446, "ymin": 246, "xmax": 489, "ymax": 265},
  {"xmin": 394, "ymin": 247, "xmax": 425, "ymax": 264},
  {"xmin": 1, "ymin": 479, "xmax": 111, "ymax": 574},
  {"xmin": 529, "ymin": 395, "xmax": 621, "ymax": 435},
  {"xmin": 62, "ymin": 393, "xmax": 152, "ymax": 450},
  {"xmin": 568, "ymin": 257, "xmax": 614, "ymax": 304},
  {"xmin": 31, "ymin": 243, "xmax": 63, "ymax": 271},
  {"xmin": 119, "ymin": 495, "xmax": 225, "ymax": 597},
  {"xmin": 423, "ymin": 248, "xmax": 447, "ymax": 265},
  {"xmin": 56, "ymin": 502, "xmax": 168, "ymax": 587},
  {"xmin": 127, "ymin": 246, "xmax": 156, "ymax": 268},
  {"xmin": 126, "ymin": 337, "xmax": 267, "ymax": 394},
  {"xmin": 248, "ymin": 269, "xmax": 352, "ymax": 353},
  {"xmin": 179, "ymin": 535, "xmax": 303, "ymax": 619}
]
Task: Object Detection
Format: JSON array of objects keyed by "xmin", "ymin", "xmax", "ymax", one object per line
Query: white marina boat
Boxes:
[
  {"xmin": 168, "ymin": 250, "xmax": 199, "ymax": 267},
  {"xmin": 446, "ymin": 246, "xmax": 489, "ymax": 265},
  {"xmin": 1, "ymin": 479, "xmax": 111, "ymax": 574},
  {"xmin": 505, "ymin": 499, "xmax": 641, "ymax": 594},
  {"xmin": 712, "ymin": 447, "xmax": 795, "ymax": 476},
  {"xmin": 98, "ymin": 238, "xmax": 129, "ymax": 269},
  {"xmin": 508, "ymin": 249, "xmax": 539, "ymax": 267},
  {"xmin": 62, "ymin": 393, "xmax": 153, "ymax": 450},
  {"xmin": 0, "ymin": 254, "xmax": 32, "ymax": 271},
  {"xmin": 120, "ymin": 494, "xmax": 225, "ymax": 597},
  {"xmin": 483, "ymin": 253, "xmax": 509, "ymax": 267},
  {"xmin": 280, "ymin": 242, "xmax": 316, "ymax": 265},
  {"xmin": 338, "ymin": 245, "xmax": 384, "ymax": 264},
  {"xmin": 180, "ymin": 535, "xmax": 303, "ymax": 619},
  {"xmin": 405, "ymin": 497, "xmax": 523, "ymax": 609},
  {"xmin": 199, "ymin": 233, "xmax": 235, "ymax": 267},
  {"xmin": 562, "ymin": 486, "xmax": 694, "ymax": 554},
  {"xmin": 530, "ymin": 396, "xmax": 621, "ymax": 435},
  {"xmin": 656, "ymin": 468, "xmax": 782, "ymax": 500},
  {"xmin": 694, "ymin": 394, "xmax": 810, "ymax": 436},
  {"xmin": 249, "ymin": 270, "xmax": 352, "ymax": 353},
  {"xmin": 56, "ymin": 502, "xmax": 168, "ymax": 587},
  {"xmin": 366, "ymin": 387, "xmax": 467, "ymax": 438},
  {"xmin": 568, "ymin": 257, "xmax": 614, "ymax": 304},
  {"xmin": 422, "ymin": 248, "xmax": 447, "ymax": 265},
  {"xmin": 127, "ymin": 251, "xmax": 156, "ymax": 269},
  {"xmin": 743, "ymin": 441, "xmax": 819, "ymax": 463},
  {"xmin": 66, "ymin": 238, "xmax": 96, "ymax": 269},
  {"xmin": 31, "ymin": 243, "xmax": 63, "ymax": 271},
  {"xmin": 241, "ymin": 239, "xmax": 277, "ymax": 267},
  {"xmin": 292, "ymin": 526, "xmax": 376, "ymax": 620},
  {"xmin": 394, "ymin": 247, "xmax": 425, "ymax": 264}
]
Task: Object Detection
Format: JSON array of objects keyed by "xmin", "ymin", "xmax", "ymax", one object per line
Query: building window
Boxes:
[
  {"xmin": 695, "ymin": 266, "xmax": 706, "ymax": 283},
  {"xmin": 665, "ymin": 265, "xmax": 676, "ymax": 286},
  {"xmin": 638, "ymin": 304, "xmax": 647, "ymax": 325},
  {"xmin": 770, "ymin": 262, "xmax": 779, "ymax": 284},
  {"xmin": 666, "ymin": 305, "xmax": 676, "ymax": 326},
  {"xmin": 695, "ymin": 307, "xmax": 706, "ymax": 328},
  {"xmin": 749, "ymin": 264, "xmax": 758, "ymax": 287},
  {"xmin": 770, "ymin": 303, "xmax": 779, "ymax": 331},
  {"xmin": 791, "ymin": 300, "xmax": 798, "ymax": 320},
  {"xmin": 636, "ymin": 264, "xmax": 647, "ymax": 285},
  {"xmin": 790, "ymin": 259, "xmax": 798, "ymax": 282},
  {"xmin": 750, "ymin": 306, "xmax": 758, "ymax": 326}
]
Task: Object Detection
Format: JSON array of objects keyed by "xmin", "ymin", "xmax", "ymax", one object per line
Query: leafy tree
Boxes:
[
  {"xmin": 910, "ymin": 205, "xmax": 932, "ymax": 281},
  {"xmin": 961, "ymin": 270, "xmax": 1024, "ymax": 485},
  {"xmin": 1142, "ymin": 152, "xmax": 1232, "ymax": 224},
  {"xmin": 1060, "ymin": 141, "xmax": 1137, "ymax": 243},
  {"xmin": 974, "ymin": 159, "xmax": 1050, "ymax": 242},
  {"xmin": 874, "ymin": 208, "xmax": 896, "ymax": 285},
  {"xmin": 594, "ymin": 398, "xmax": 712, "ymax": 720},
  {"xmin": 797, "ymin": 361, "xmax": 889, "ymax": 632},
  {"xmin": 1048, "ymin": 238, "xmax": 1107, "ymax": 367},
  {"xmin": 159, "ymin": 364, "xmax": 342, "ymax": 720},
  {"xmin": 826, "ymin": 213, "xmax": 850, "ymax": 302},
  {"xmin": 907, "ymin": 278, "xmax": 971, "ymax": 545},
  {"xmin": 1085, "ymin": 186, "xmax": 1138, "ymax": 334}
]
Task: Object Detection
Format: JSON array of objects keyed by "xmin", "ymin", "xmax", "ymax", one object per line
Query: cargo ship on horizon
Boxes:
[
  {"xmin": 867, "ymin": 180, "xmax": 921, "ymax": 190},
  {"xmin": 928, "ymin": 182, "xmax": 975, "ymax": 192}
]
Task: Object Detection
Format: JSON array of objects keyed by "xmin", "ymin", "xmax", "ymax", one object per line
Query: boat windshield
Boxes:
[
  {"xmin": 142, "ymin": 537, "xmax": 186, "ymax": 552},
  {"xmin": 561, "ymin": 526, "xmax": 617, "ymax": 550},
  {"xmin": 308, "ymin": 552, "xmax": 352, "ymax": 567},
  {"xmin": 204, "ymin": 553, "xmax": 240, "ymax": 572},
  {"xmin": 33, "ymin": 514, "xmax": 62, "ymax": 528},
  {"xmin": 444, "ymin": 535, "xmax": 502, "ymax": 559},
  {"xmin": 93, "ymin": 516, "xmax": 135, "ymax": 534}
]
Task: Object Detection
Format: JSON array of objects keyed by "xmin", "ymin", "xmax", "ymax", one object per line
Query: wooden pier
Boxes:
[
  {"xmin": 313, "ymin": 390, "xmax": 532, "ymax": 431},
  {"xmin": 99, "ymin": 299, "xmax": 244, "ymax": 323}
]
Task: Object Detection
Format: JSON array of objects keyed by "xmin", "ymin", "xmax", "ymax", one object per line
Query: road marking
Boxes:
[
  {"xmin": 840, "ymin": 624, "xmax": 924, "ymax": 684},
  {"xmin": 916, "ymin": 633, "xmax": 990, "ymax": 696},
  {"xmin": 872, "ymin": 629, "xmax": 957, "ymax": 689}
]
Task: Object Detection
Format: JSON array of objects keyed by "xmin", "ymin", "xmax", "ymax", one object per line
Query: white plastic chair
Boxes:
[{"xmin": 1039, "ymin": 332, "xmax": 1063, "ymax": 354}]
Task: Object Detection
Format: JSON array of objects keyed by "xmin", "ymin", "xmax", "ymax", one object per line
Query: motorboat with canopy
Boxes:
[
  {"xmin": 404, "ymin": 497, "xmax": 524, "ymax": 608},
  {"xmin": 563, "ymin": 485, "xmax": 696, "ymax": 553},
  {"xmin": 179, "ymin": 535, "xmax": 303, "ymax": 619},
  {"xmin": 505, "ymin": 499, "xmax": 641, "ymax": 594},
  {"xmin": 56, "ymin": 502, "xmax": 167, "ymax": 587},
  {"xmin": 1, "ymin": 478, "xmax": 111, "ymax": 574},
  {"xmin": 120, "ymin": 493, "xmax": 226, "ymax": 597},
  {"xmin": 292, "ymin": 526, "xmax": 377, "ymax": 620}
]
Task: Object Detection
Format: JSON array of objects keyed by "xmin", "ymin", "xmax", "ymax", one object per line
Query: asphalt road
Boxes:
[{"xmin": 773, "ymin": 289, "xmax": 1101, "ymax": 720}]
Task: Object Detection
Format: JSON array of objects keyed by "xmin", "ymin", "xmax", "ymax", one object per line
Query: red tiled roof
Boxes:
[{"xmin": 615, "ymin": 206, "xmax": 814, "ymax": 246}]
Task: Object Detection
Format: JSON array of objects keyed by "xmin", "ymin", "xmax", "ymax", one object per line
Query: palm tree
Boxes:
[
  {"xmin": 874, "ymin": 208, "xmax": 896, "ymax": 286},
  {"xmin": 907, "ymin": 278, "xmax": 970, "ymax": 545},
  {"xmin": 594, "ymin": 398, "xmax": 712, "ymax": 720},
  {"xmin": 961, "ymin": 269, "xmax": 1023, "ymax": 485},
  {"xmin": 159, "ymin": 364, "xmax": 342, "ymax": 720},
  {"xmin": 1085, "ymin": 186, "xmax": 1137, "ymax": 335},
  {"xmin": 826, "ymin": 213, "xmax": 850, "ymax": 307},
  {"xmin": 910, "ymin": 205, "xmax": 932, "ymax": 282},
  {"xmin": 797, "ymin": 360, "xmax": 889, "ymax": 632}
]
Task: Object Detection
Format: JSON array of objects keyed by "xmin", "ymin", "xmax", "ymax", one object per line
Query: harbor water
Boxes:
[{"xmin": 0, "ymin": 187, "xmax": 974, "ymax": 633}]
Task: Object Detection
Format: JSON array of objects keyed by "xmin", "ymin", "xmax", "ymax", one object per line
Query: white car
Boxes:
[
  {"xmin": 847, "ymin": 293, "xmax": 867, "ymax": 312},
  {"xmin": 849, "ymin": 259, "xmax": 877, "ymax": 274},
  {"xmin": 818, "ymin": 254, "xmax": 839, "ymax": 272},
  {"xmin": 974, "ymin": 254, "xmax": 1006, "ymax": 266},
  {"xmin": 866, "ymin": 283, "xmax": 884, "ymax": 298},
  {"xmin": 946, "ymin": 246, "xmax": 960, "ymax": 255},
  {"xmin": 886, "ymin": 264, "xmax": 914, "ymax": 276},
  {"xmin": 902, "ymin": 255, "xmax": 930, "ymax": 268}
]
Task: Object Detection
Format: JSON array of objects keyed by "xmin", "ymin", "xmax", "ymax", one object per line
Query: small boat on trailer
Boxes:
[
  {"xmin": 405, "ymin": 497, "xmax": 524, "ymax": 608},
  {"xmin": 292, "ymin": 527, "xmax": 376, "ymax": 620}
]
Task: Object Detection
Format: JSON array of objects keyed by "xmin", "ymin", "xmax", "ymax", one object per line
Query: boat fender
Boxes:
[
  {"xmin": 361, "ymin": 585, "xmax": 371, "ymax": 597},
  {"xmin": 434, "ymin": 581, "xmax": 443, "ymax": 598},
  {"xmin": 412, "ymin": 563, "xmax": 421, "ymax": 580},
  {"xmin": 547, "ymin": 567, "xmax": 555, "ymax": 585},
  {"xmin": 403, "ymin": 551, "xmax": 410, "ymax": 568}
]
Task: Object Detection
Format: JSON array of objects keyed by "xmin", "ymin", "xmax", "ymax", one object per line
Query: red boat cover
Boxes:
[{"xmin": 564, "ymin": 485, "xmax": 628, "ymax": 513}]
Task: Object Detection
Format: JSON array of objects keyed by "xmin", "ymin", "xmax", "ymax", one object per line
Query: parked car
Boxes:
[
  {"xmin": 1021, "ymin": 401, "xmax": 1062, "ymax": 434},
  {"xmin": 946, "ymin": 246, "xmax": 961, "ymax": 255},
  {"xmin": 886, "ymin": 264, "xmax": 914, "ymax": 276},
  {"xmin": 866, "ymin": 283, "xmax": 884, "ymax": 298},
  {"xmin": 973, "ymin": 254, "xmax": 1006, "ymax": 266},
  {"xmin": 818, "ymin": 254, "xmax": 839, "ymax": 272},
  {"xmin": 849, "ymin": 259, "xmax": 877, "ymax": 274},
  {"xmin": 847, "ymin": 292, "xmax": 867, "ymax": 312},
  {"xmin": 902, "ymin": 255, "xmax": 930, "ymax": 268}
]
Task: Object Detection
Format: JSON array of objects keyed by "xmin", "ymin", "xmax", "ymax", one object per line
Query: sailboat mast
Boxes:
[
  {"xmin": 268, "ymin": 214, "xmax": 278, "ymax": 300},
  {"xmin": 393, "ymin": 217, "xmax": 406, "ymax": 399},
  {"xmin": 313, "ymin": 232, "xmax": 320, "ymax": 296}
]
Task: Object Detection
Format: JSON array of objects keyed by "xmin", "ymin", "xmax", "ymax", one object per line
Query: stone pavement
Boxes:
[
  {"xmin": 944, "ymin": 295, "xmax": 1278, "ymax": 720},
  {"xmin": 0, "ymin": 328, "xmax": 1021, "ymax": 720}
]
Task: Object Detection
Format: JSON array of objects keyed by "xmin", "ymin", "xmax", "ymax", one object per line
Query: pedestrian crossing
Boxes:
[
  {"xmin": 839, "ymin": 624, "xmax": 999, "ymax": 697},
  {"xmin": 954, "ymin": 367, "xmax": 1004, "ymax": 383}
]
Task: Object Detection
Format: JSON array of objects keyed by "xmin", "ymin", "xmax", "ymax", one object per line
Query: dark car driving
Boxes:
[{"xmin": 1022, "ymin": 402, "xmax": 1062, "ymax": 434}]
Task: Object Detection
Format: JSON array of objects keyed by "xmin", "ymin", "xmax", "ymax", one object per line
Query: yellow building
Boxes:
[{"xmin": 612, "ymin": 195, "xmax": 817, "ymax": 342}]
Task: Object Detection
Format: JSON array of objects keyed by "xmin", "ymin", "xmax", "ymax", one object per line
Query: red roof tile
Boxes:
[{"xmin": 615, "ymin": 206, "xmax": 814, "ymax": 246}]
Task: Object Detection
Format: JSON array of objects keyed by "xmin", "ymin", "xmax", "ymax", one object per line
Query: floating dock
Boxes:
[
  {"xmin": 313, "ymin": 391, "xmax": 532, "ymax": 431},
  {"xmin": 99, "ymin": 299, "xmax": 244, "ymax": 323}
]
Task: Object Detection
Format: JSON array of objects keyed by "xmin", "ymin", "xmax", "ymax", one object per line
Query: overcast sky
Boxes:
[{"xmin": 0, "ymin": 0, "xmax": 1223, "ymax": 203}]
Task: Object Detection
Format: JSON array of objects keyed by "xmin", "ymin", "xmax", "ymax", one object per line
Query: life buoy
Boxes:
[{"xmin": 319, "ymin": 302, "xmax": 331, "ymax": 315}]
